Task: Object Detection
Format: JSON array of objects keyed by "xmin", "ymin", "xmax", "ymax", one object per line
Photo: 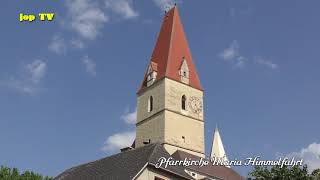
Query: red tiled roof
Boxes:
[{"xmin": 138, "ymin": 6, "xmax": 203, "ymax": 93}]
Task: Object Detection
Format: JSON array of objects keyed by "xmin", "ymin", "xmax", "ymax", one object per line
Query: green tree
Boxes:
[
  {"xmin": 248, "ymin": 165, "xmax": 320, "ymax": 180},
  {"xmin": 0, "ymin": 166, "xmax": 53, "ymax": 180},
  {"xmin": 312, "ymin": 169, "xmax": 320, "ymax": 179}
]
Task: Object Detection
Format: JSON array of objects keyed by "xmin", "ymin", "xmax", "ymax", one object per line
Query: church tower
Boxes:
[{"xmin": 136, "ymin": 7, "xmax": 205, "ymax": 157}]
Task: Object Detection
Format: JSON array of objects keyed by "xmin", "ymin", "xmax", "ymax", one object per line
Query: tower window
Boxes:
[
  {"xmin": 183, "ymin": 71, "xmax": 187, "ymax": 77},
  {"xmin": 179, "ymin": 58, "xmax": 190, "ymax": 84},
  {"xmin": 146, "ymin": 62, "xmax": 158, "ymax": 87},
  {"xmin": 148, "ymin": 96, "xmax": 153, "ymax": 112},
  {"xmin": 181, "ymin": 95, "xmax": 186, "ymax": 110}
]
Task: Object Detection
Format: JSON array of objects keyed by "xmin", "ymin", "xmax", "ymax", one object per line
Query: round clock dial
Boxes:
[{"xmin": 188, "ymin": 96, "xmax": 203, "ymax": 114}]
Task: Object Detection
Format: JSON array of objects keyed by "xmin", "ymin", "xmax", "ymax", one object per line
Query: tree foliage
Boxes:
[
  {"xmin": 0, "ymin": 166, "xmax": 53, "ymax": 180},
  {"xmin": 248, "ymin": 165, "xmax": 320, "ymax": 180}
]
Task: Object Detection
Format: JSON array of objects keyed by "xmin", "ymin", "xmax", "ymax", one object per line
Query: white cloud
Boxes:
[
  {"xmin": 287, "ymin": 143, "xmax": 320, "ymax": 172},
  {"xmin": 219, "ymin": 40, "xmax": 246, "ymax": 68},
  {"xmin": 53, "ymin": 0, "xmax": 138, "ymax": 53},
  {"xmin": 64, "ymin": 0, "xmax": 138, "ymax": 40},
  {"xmin": 64, "ymin": 0, "xmax": 109, "ymax": 40},
  {"xmin": 219, "ymin": 40, "xmax": 239, "ymax": 61},
  {"xmin": 1, "ymin": 60, "xmax": 47, "ymax": 94},
  {"xmin": 101, "ymin": 107, "xmax": 137, "ymax": 153},
  {"xmin": 121, "ymin": 108, "xmax": 137, "ymax": 124},
  {"xmin": 101, "ymin": 131, "xmax": 135, "ymax": 152},
  {"xmin": 256, "ymin": 57, "xmax": 279, "ymax": 70},
  {"xmin": 234, "ymin": 56, "xmax": 246, "ymax": 69},
  {"xmin": 48, "ymin": 35, "xmax": 67, "ymax": 54},
  {"xmin": 25, "ymin": 60, "xmax": 47, "ymax": 84},
  {"xmin": 82, "ymin": 56, "xmax": 96, "ymax": 76},
  {"xmin": 152, "ymin": 0, "xmax": 176, "ymax": 11},
  {"xmin": 219, "ymin": 41, "xmax": 280, "ymax": 70},
  {"xmin": 70, "ymin": 38, "xmax": 85, "ymax": 49},
  {"xmin": 105, "ymin": 0, "xmax": 138, "ymax": 19}
]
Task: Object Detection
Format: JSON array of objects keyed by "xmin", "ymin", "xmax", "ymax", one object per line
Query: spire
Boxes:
[
  {"xmin": 138, "ymin": 6, "xmax": 203, "ymax": 93},
  {"xmin": 211, "ymin": 126, "xmax": 230, "ymax": 168}
]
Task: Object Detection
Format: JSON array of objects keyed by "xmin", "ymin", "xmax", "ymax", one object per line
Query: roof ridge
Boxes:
[
  {"xmin": 164, "ymin": 7, "xmax": 177, "ymax": 76},
  {"xmin": 146, "ymin": 143, "xmax": 162, "ymax": 162}
]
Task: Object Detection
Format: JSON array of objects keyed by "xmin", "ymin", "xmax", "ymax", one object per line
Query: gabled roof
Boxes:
[
  {"xmin": 54, "ymin": 143, "xmax": 191, "ymax": 180},
  {"xmin": 55, "ymin": 143, "xmax": 244, "ymax": 180},
  {"xmin": 138, "ymin": 6, "xmax": 203, "ymax": 93},
  {"xmin": 172, "ymin": 150, "xmax": 244, "ymax": 180}
]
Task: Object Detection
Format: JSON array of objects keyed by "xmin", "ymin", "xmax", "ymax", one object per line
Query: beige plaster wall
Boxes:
[
  {"xmin": 136, "ymin": 111, "xmax": 165, "ymax": 148},
  {"xmin": 136, "ymin": 78, "xmax": 205, "ymax": 156},
  {"xmin": 136, "ymin": 166, "xmax": 186, "ymax": 180}
]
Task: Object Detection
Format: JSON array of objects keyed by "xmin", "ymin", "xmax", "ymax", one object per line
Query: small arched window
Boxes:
[
  {"xmin": 183, "ymin": 71, "xmax": 187, "ymax": 77},
  {"xmin": 148, "ymin": 96, "xmax": 153, "ymax": 112},
  {"xmin": 182, "ymin": 95, "xmax": 186, "ymax": 110}
]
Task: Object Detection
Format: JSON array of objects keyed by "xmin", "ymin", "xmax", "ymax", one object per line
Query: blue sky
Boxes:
[{"xmin": 1, "ymin": 0, "xmax": 320, "ymax": 177}]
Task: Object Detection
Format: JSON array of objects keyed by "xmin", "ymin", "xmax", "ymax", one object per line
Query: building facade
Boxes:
[
  {"xmin": 55, "ymin": 6, "xmax": 243, "ymax": 180},
  {"xmin": 136, "ymin": 6, "xmax": 204, "ymax": 158}
]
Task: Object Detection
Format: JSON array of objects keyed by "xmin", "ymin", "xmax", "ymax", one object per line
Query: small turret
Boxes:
[{"xmin": 210, "ymin": 125, "xmax": 230, "ymax": 168}]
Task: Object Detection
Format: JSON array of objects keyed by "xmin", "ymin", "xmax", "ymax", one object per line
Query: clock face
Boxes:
[{"xmin": 188, "ymin": 96, "xmax": 203, "ymax": 114}]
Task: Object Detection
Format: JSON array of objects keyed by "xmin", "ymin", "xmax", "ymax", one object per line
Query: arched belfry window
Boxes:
[
  {"xmin": 148, "ymin": 96, "xmax": 153, "ymax": 112},
  {"xmin": 182, "ymin": 95, "xmax": 186, "ymax": 110}
]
